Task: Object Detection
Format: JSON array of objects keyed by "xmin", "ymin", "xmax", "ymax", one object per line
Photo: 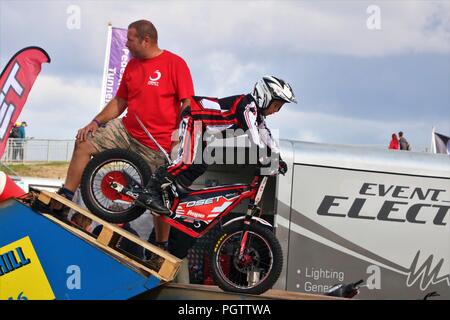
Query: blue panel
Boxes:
[{"xmin": 0, "ymin": 200, "xmax": 162, "ymax": 299}]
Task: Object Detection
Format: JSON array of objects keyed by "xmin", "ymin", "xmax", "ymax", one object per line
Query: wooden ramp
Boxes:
[
  {"xmin": 25, "ymin": 190, "xmax": 344, "ymax": 300},
  {"xmin": 32, "ymin": 190, "xmax": 182, "ymax": 282},
  {"xmin": 136, "ymin": 283, "xmax": 344, "ymax": 300},
  {"xmin": 13, "ymin": 191, "xmax": 345, "ymax": 300}
]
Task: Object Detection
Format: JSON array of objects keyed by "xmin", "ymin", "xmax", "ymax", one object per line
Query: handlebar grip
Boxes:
[{"xmin": 354, "ymin": 280, "xmax": 364, "ymax": 286}]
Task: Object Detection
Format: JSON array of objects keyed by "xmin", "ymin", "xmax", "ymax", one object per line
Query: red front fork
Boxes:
[
  {"xmin": 239, "ymin": 229, "xmax": 249, "ymax": 256},
  {"xmin": 238, "ymin": 175, "xmax": 266, "ymax": 258},
  {"xmin": 238, "ymin": 202, "xmax": 256, "ymax": 258}
]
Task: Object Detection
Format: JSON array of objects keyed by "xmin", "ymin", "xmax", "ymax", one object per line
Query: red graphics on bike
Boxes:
[
  {"xmin": 161, "ymin": 185, "xmax": 254, "ymax": 238},
  {"xmin": 175, "ymin": 194, "xmax": 238, "ymax": 223},
  {"xmin": 101, "ymin": 171, "xmax": 133, "ymax": 202}
]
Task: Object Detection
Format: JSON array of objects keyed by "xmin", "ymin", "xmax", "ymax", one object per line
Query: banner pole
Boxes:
[
  {"xmin": 99, "ymin": 22, "xmax": 113, "ymax": 111},
  {"xmin": 431, "ymin": 126, "xmax": 436, "ymax": 154}
]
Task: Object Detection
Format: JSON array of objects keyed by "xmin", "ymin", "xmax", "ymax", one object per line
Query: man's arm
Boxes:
[
  {"xmin": 178, "ymin": 98, "xmax": 191, "ymax": 121},
  {"xmin": 94, "ymin": 96, "xmax": 127, "ymax": 124},
  {"xmin": 237, "ymin": 99, "xmax": 285, "ymax": 173},
  {"xmin": 257, "ymin": 119, "xmax": 280, "ymax": 154},
  {"xmin": 237, "ymin": 100, "xmax": 266, "ymax": 149},
  {"xmin": 258, "ymin": 119, "xmax": 288, "ymax": 174},
  {"xmin": 77, "ymin": 97, "xmax": 127, "ymax": 141},
  {"xmin": 170, "ymin": 98, "xmax": 191, "ymax": 152}
]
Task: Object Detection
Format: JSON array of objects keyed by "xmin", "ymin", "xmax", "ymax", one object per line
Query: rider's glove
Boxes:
[{"xmin": 279, "ymin": 160, "xmax": 288, "ymax": 175}]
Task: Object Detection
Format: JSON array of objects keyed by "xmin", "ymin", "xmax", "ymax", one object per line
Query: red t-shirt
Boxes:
[{"xmin": 116, "ymin": 50, "xmax": 194, "ymax": 152}]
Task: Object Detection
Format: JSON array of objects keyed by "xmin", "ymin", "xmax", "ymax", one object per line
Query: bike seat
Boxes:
[{"xmin": 174, "ymin": 181, "xmax": 193, "ymax": 196}]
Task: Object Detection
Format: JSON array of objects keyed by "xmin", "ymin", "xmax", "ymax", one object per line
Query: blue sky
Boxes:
[{"xmin": 1, "ymin": 0, "xmax": 449, "ymax": 151}]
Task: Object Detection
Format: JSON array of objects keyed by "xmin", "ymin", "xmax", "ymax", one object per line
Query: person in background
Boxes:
[
  {"xmin": 18, "ymin": 121, "xmax": 27, "ymax": 160},
  {"xmin": 388, "ymin": 133, "xmax": 399, "ymax": 150},
  {"xmin": 19, "ymin": 121, "xmax": 27, "ymax": 138},
  {"xmin": 398, "ymin": 131, "xmax": 411, "ymax": 151},
  {"xmin": 9, "ymin": 122, "xmax": 26, "ymax": 161}
]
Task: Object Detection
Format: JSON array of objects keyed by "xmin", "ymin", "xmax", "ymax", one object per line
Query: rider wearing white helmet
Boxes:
[
  {"xmin": 144, "ymin": 76, "xmax": 297, "ymax": 215},
  {"xmin": 252, "ymin": 75, "xmax": 297, "ymax": 111}
]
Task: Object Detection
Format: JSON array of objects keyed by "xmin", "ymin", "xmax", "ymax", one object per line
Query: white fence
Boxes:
[{"xmin": 1, "ymin": 139, "xmax": 75, "ymax": 163}]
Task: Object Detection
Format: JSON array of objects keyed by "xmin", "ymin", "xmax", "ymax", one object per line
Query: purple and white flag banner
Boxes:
[{"xmin": 99, "ymin": 26, "xmax": 130, "ymax": 108}]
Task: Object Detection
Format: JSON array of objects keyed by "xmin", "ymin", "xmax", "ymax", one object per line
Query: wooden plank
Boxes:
[
  {"xmin": 39, "ymin": 190, "xmax": 180, "ymax": 264},
  {"xmin": 42, "ymin": 213, "xmax": 173, "ymax": 281},
  {"xmin": 158, "ymin": 260, "xmax": 180, "ymax": 281},
  {"xmin": 37, "ymin": 192, "xmax": 52, "ymax": 205},
  {"xmin": 36, "ymin": 190, "xmax": 183, "ymax": 282},
  {"xmin": 97, "ymin": 227, "xmax": 116, "ymax": 246},
  {"xmin": 168, "ymin": 283, "xmax": 346, "ymax": 300},
  {"xmin": 139, "ymin": 283, "xmax": 347, "ymax": 300}
]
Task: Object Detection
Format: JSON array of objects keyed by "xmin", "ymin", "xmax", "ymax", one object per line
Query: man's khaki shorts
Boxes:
[{"xmin": 88, "ymin": 118, "xmax": 166, "ymax": 172}]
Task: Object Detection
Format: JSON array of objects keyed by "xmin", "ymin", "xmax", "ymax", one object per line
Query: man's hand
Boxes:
[
  {"xmin": 279, "ymin": 159, "xmax": 288, "ymax": 175},
  {"xmin": 76, "ymin": 120, "xmax": 99, "ymax": 142}
]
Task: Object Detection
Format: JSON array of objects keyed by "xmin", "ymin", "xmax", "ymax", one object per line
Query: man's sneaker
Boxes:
[
  {"xmin": 141, "ymin": 167, "xmax": 173, "ymax": 215},
  {"xmin": 56, "ymin": 186, "xmax": 75, "ymax": 201}
]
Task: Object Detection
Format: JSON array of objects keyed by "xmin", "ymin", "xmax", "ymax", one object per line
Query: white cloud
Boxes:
[
  {"xmin": 18, "ymin": 74, "xmax": 101, "ymax": 139},
  {"xmin": 150, "ymin": 0, "xmax": 450, "ymax": 57},
  {"xmin": 198, "ymin": 52, "xmax": 264, "ymax": 96},
  {"xmin": 2, "ymin": 1, "xmax": 448, "ymax": 66},
  {"xmin": 266, "ymin": 107, "xmax": 442, "ymax": 151}
]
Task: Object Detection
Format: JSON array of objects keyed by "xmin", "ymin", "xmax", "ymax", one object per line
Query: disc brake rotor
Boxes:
[{"xmin": 233, "ymin": 247, "xmax": 260, "ymax": 272}]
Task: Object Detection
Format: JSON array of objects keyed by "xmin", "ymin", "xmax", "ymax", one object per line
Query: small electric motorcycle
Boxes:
[{"xmin": 79, "ymin": 115, "xmax": 283, "ymax": 295}]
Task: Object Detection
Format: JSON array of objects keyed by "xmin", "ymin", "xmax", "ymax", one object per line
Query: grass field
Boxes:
[{"xmin": 1, "ymin": 162, "xmax": 69, "ymax": 180}]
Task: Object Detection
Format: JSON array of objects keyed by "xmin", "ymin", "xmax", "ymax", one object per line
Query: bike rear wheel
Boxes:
[
  {"xmin": 209, "ymin": 222, "xmax": 283, "ymax": 295},
  {"xmin": 80, "ymin": 149, "xmax": 151, "ymax": 223}
]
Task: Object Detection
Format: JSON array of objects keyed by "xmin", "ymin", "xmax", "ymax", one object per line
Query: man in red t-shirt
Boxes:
[
  {"xmin": 116, "ymin": 40, "xmax": 194, "ymax": 154},
  {"xmin": 52, "ymin": 20, "xmax": 194, "ymax": 249}
]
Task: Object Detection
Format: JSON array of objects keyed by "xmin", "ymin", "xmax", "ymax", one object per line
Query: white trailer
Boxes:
[
  {"xmin": 198, "ymin": 138, "xmax": 449, "ymax": 299},
  {"xmin": 273, "ymin": 140, "xmax": 450, "ymax": 299}
]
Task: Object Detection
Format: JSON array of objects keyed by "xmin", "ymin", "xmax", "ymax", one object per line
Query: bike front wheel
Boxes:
[{"xmin": 209, "ymin": 222, "xmax": 283, "ymax": 295}]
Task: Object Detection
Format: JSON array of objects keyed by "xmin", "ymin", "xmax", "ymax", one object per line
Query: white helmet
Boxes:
[{"xmin": 251, "ymin": 76, "xmax": 297, "ymax": 109}]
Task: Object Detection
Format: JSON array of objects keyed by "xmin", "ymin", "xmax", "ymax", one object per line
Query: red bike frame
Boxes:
[{"xmin": 159, "ymin": 175, "xmax": 266, "ymax": 238}]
